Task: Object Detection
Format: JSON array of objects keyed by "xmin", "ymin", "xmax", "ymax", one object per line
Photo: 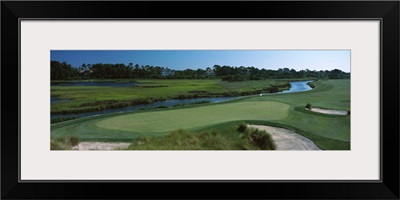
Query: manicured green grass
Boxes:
[
  {"xmin": 98, "ymin": 101, "xmax": 288, "ymax": 132},
  {"xmin": 51, "ymin": 79, "xmax": 289, "ymax": 114},
  {"xmin": 246, "ymin": 79, "xmax": 350, "ymax": 142},
  {"xmin": 51, "ymin": 79, "xmax": 350, "ymax": 150},
  {"xmin": 51, "ymin": 101, "xmax": 289, "ymax": 140}
]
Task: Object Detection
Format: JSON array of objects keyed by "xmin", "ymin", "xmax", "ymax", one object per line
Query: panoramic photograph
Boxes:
[{"xmin": 50, "ymin": 50, "xmax": 350, "ymax": 151}]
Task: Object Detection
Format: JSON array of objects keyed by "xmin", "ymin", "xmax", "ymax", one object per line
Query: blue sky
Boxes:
[{"xmin": 51, "ymin": 50, "xmax": 350, "ymax": 72}]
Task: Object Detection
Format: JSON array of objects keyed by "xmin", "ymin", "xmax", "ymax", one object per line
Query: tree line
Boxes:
[{"xmin": 51, "ymin": 61, "xmax": 350, "ymax": 81}]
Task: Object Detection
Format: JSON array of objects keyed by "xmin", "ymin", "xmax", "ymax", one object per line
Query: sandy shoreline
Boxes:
[
  {"xmin": 307, "ymin": 107, "xmax": 348, "ymax": 115},
  {"xmin": 247, "ymin": 125, "xmax": 321, "ymax": 150}
]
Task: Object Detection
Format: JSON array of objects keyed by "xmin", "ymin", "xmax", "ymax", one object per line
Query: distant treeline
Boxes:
[{"xmin": 51, "ymin": 61, "xmax": 350, "ymax": 81}]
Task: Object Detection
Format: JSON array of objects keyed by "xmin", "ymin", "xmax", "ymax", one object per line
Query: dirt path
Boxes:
[
  {"xmin": 247, "ymin": 125, "xmax": 321, "ymax": 150},
  {"xmin": 73, "ymin": 142, "xmax": 131, "ymax": 150},
  {"xmin": 307, "ymin": 107, "xmax": 348, "ymax": 115}
]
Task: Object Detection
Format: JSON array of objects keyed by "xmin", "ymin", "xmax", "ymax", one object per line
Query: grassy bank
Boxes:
[{"xmin": 51, "ymin": 79, "xmax": 290, "ymax": 114}]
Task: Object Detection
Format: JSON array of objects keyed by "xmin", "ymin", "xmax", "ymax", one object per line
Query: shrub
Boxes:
[
  {"xmin": 268, "ymin": 86, "xmax": 279, "ymax": 93},
  {"xmin": 245, "ymin": 128, "xmax": 276, "ymax": 150},
  {"xmin": 307, "ymin": 82, "xmax": 316, "ymax": 89},
  {"xmin": 237, "ymin": 122, "xmax": 248, "ymax": 133},
  {"xmin": 249, "ymin": 129, "xmax": 276, "ymax": 150},
  {"xmin": 305, "ymin": 103, "xmax": 312, "ymax": 109},
  {"xmin": 69, "ymin": 137, "xmax": 80, "ymax": 147}
]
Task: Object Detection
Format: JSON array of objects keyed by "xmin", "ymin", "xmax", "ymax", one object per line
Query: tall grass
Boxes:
[
  {"xmin": 237, "ymin": 122, "xmax": 276, "ymax": 150},
  {"xmin": 243, "ymin": 127, "xmax": 277, "ymax": 150},
  {"xmin": 51, "ymin": 136, "xmax": 80, "ymax": 150},
  {"xmin": 126, "ymin": 123, "xmax": 276, "ymax": 150}
]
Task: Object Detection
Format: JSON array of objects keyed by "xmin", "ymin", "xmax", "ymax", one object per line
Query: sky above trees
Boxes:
[{"xmin": 51, "ymin": 50, "xmax": 350, "ymax": 72}]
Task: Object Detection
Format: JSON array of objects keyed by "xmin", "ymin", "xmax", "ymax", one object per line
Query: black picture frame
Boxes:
[{"xmin": 2, "ymin": 1, "xmax": 399, "ymax": 199}]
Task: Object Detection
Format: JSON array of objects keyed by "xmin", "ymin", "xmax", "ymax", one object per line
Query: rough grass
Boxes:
[{"xmin": 126, "ymin": 125, "xmax": 276, "ymax": 150}]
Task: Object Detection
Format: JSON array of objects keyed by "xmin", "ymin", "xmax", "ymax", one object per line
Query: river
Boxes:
[{"xmin": 279, "ymin": 81, "xmax": 313, "ymax": 93}]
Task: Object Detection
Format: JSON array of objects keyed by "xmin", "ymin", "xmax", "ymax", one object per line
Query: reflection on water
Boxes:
[{"xmin": 279, "ymin": 81, "xmax": 312, "ymax": 93}]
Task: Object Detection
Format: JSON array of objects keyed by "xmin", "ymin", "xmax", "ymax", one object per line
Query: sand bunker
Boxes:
[
  {"xmin": 73, "ymin": 142, "xmax": 131, "ymax": 150},
  {"xmin": 247, "ymin": 125, "xmax": 321, "ymax": 150},
  {"xmin": 307, "ymin": 107, "xmax": 348, "ymax": 115}
]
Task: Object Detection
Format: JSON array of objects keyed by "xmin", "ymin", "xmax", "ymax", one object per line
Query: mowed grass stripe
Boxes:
[{"xmin": 96, "ymin": 101, "xmax": 289, "ymax": 133}]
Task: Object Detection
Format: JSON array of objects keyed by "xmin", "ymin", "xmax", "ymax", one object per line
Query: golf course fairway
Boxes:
[{"xmin": 51, "ymin": 79, "xmax": 350, "ymax": 150}]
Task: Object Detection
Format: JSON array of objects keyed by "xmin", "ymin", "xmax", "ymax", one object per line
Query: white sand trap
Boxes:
[
  {"xmin": 307, "ymin": 107, "xmax": 348, "ymax": 115},
  {"xmin": 73, "ymin": 142, "xmax": 131, "ymax": 150},
  {"xmin": 247, "ymin": 125, "xmax": 321, "ymax": 150}
]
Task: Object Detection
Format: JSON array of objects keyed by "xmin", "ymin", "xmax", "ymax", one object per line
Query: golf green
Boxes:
[
  {"xmin": 97, "ymin": 101, "xmax": 289, "ymax": 132},
  {"xmin": 51, "ymin": 101, "xmax": 290, "ymax": 140}
]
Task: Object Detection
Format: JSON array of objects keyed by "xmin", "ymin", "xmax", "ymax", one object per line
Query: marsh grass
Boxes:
[{"xmin": 51, "ymin": 79, "xmax": 290, "ymax": 114}]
